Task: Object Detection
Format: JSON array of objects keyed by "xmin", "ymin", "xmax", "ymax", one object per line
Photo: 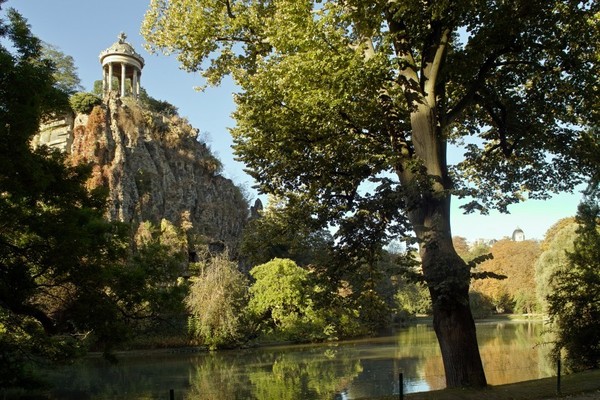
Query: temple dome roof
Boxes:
[
  {"xmin": 99, "ymin": 32, "xmax": 144, "ymax": 68},
  {"xmin": 512, "ymin": 227, "xmax": 525, "ymax": 241}
]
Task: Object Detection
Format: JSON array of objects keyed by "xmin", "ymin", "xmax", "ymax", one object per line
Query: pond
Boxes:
[{"xmin": 43, "ymin": 320, "xmax": 554, "ymax": 399}]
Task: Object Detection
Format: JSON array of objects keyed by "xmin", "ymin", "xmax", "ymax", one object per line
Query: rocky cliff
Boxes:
[{"xmin": 35, "ymin": 95, "xmax": 248, "ymax": 252}]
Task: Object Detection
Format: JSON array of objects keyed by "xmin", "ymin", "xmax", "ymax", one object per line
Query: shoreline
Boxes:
[{"xmin": 86, "ymin": 313, "xmax": 548, "ymax": 359}]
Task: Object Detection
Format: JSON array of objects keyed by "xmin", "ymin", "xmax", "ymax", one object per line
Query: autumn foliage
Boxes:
[{"xmin": 471, "ymin": 240, "xmax": 541, "ymax": 314}]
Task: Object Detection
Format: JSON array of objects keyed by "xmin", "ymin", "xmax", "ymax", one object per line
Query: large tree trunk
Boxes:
[
  {"xmin": 432, "ymin": 289, "xmax": 488, "ymax": 388},
  {"xmin": 411, "ymin": 195, "xmax": 488, "ymax": 388},
  {"xmin": 399, "ymin": 103, "xmax": 488, "ymax": 388}
]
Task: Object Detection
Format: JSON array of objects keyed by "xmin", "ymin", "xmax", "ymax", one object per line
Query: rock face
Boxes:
[{"xmin": 36, "ymin": 95, "xmax": 248, "ymax": 251}]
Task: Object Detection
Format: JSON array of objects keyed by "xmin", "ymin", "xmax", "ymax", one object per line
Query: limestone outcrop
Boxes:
[{"xmin": 35, "ymin": 95, "xmax": 248, "ymax": 252}]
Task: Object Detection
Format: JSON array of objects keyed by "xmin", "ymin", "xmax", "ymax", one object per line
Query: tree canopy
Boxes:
[
  {"xmin": 41, "ymin": 42, "xmax": 83, "ymax": 95},
  {"xmin": 547, "ymin": 186, "xmax": 600, "ymax": 371},
  {"xmin": 472, "ymin": 239, "xmax": 540, "ymax": 313},
  {"xmin": 240, "ymin": 196, "xmax": 333, "ymax": 268},
  {"xmin": 534, "ymin": 218, "xmax": 578, "ymax": 311},
  {"xmin": 143, "ymin": 0, "xmax": 598, "ymax": 388}
]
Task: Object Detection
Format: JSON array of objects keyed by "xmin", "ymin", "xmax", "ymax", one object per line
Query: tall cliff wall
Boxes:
[{"xmin": 36, "ymin": 96, "xmax": 248, "ymax": 252}]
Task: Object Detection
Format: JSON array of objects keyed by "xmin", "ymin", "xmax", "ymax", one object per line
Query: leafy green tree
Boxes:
[
  {"xmin": 0, "ymin": 6, "xmax": 124, "ymax": 385},
  {"xmin": 139, "ymin": 87, "xmax": 179, "ymax": 116},
  {"xmin": 129, "ymin": 220, "xmax": 188, "ymax": 333},
  {"xmin": 69, "ymin": 92, "xmax": 102, "ymax": 114},
  {"xmin": 469, "ymin": 242, "xmax": 493, "ymax": 261},
  {"xmin": 540, "ymin": 218, "xmax": 577, "ymax": 252},
  {"xmin": 92, "ymin": 78, "xmax": 118, "ymax": 97},
  {"xmin": 334, "ymin": 249, "xmax": 403, "ymax": 333},
  {"xmin": 547, "ymin": 187, "xmax": 600, "ymax": 371},
  {"xmin": 143, "ymin": 0, "xmax": 598, "ymax": 387},
  {"xmin": 534, "ymin": 219, "xmax": 578, "ymax": 311},
  {"xmin": 243, "ymin": 197, "xmax": 398, "ymax": 336},
  {"xmin": 241, "ymin": 196, "xmax": 333, "ymax": 268},
  {"xmin": 41, "ymin": 42, "xmax": 83, "ymax": 94},
  {"xmin": 395, "ymin": 279, "xmax": 432, "ymax": 320},
  {"xmin": 468, "ymin": 291, "xmax": 495, "ymax": 319},
  {"xmin": 248, "ymin": 258, "xmax": 328, "ymax": 341},
  {"xmin": 186, "ymin": 254, "xmax": 249, "ymax": 349}
]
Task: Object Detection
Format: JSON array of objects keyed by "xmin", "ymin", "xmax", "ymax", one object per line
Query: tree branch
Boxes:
[
  {"xmin": 475, "ymin": 88, "xmax": 522, "ymax": 157},
  {"xmin": 445, "ymin": 42, "xmax": 519, "ymax": 124},
  {"xmin": 423, "ymin": 25, "xmax": 451, "ymax": 107},
  {"xmin": 493, "ymin": 60, "xmax": 548, "ymax": 70},
  {"xmin": 221, "ymin": 0, "xmax": 235, "ymax": 19},
  {"xmin": 385, "ymin": 10, "xmax": 422, "ymax": 106}
]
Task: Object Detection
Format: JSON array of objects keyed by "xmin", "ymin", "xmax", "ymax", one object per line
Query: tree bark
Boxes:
[
  {"xmin": 410, "ymin": 195, "xmax": 488, "ymax": 388},
  {"xmin": 432, "ymin": 288, "xmax": 488, "ymax": 388},
  {"xmin": 399, "ymin": 103, "xmax": 488, "ymax": 388}
]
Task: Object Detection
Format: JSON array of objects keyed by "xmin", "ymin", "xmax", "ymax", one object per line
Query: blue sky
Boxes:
[{"xmin": 6, "ymin": 0, "xmax": 583, "ymax": 242}]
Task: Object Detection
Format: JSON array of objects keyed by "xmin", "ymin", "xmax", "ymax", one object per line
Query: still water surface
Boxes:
[{"xmin": 45, "ymin": 320, "xmax": 553, "ymax": 399}]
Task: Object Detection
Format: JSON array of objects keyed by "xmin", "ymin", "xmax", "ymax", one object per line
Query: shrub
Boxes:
[
  {"xmin": 248, "ymin": 258, "xmax": 331, "ymax": 341},
  {"xmin": 394, "ymin": 280, "xmax": 432, "ymax": 318},
  {"xmin": 139, "ymin": 88, "xmax": 178, "ymax": 116},
  {"xmin": 69, "ymin": 92, "xmax": 102, "ymax": 114},
  {"xmin": 186, "ymin": 254, "xmax": 249, "ymax": 350}
]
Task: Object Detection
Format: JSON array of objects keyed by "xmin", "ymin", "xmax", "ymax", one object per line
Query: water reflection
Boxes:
[{"xmin": 44, "ymin": 321, "xmax": 553, "ymax": 399}]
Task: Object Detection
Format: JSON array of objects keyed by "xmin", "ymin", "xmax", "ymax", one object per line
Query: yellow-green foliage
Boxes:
[
  {"xmin": 69, "ymin": 92, "xmax": 101, "ymax": 114},
  {"xmin": 248, "ymin": 258, "xmax": 330, "ymax": 341},
  {"xmin": 535, "ymin": 220, "xmax": 578, "ymax": 312},
  {"xmin": 185, "ymin": 254, "xmax": 249, "ymax": 349},
  {"xmin": 547, "ymin": 198, "xmax": 600, "ymax": 371}
]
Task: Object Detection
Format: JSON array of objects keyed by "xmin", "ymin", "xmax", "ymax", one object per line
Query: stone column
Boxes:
[
  {"xmin": 102, "ymin": 66, "xmax": 107, "ymax": 92},
  {"xmin": 108, "ymin": 63, "xmax": 113, "ymax": 92},
  {"xmin": 137, "ymin": 70, "xmax": 141, "ymax": 98},
  {"xmin": 132, "ymin": 68, "xmax": 138, "ymax": 99},
  {"xmin": 120, "ymin": 62, "xmax": 126, "ymax": 97}
]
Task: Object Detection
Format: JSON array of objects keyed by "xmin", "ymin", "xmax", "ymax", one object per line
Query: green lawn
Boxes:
[{"xmin": 362, "ymin": 369, "xmax": 600, "ymax": 400}]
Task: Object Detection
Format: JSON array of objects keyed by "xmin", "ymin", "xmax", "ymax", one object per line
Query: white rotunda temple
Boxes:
[
  {"xmin": 99, "ymin": 32, "xmax": 144, "ymax": 99},
  {"xmin": 512, "ymin": 227, "xmax": 525, "ymax": 242}
]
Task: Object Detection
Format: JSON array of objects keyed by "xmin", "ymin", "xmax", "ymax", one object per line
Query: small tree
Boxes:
[
  {"xmin": 547, "ymin": 188, "xmax": 600, "ymax": 371},
  {"xmin": 535, "ymin": 219, "xmax": 578, "ymax": 311},
  {"xmin": 248, "ymin": 258, "xmax": 327, "ymax": 340},
  {"xmin": 186, "ymin": 254, "xmax": 249, "ymax": 349},
  {"xmin": 41, "ymin": 42, "xmax": 83, "ymax": 94},
  {"xmin": 69, "ymin": 92, "xmax": 102, "ymax": 114}
]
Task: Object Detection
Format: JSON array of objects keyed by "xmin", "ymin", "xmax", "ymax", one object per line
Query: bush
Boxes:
[
  {"xmin": 69, "ymin": 92, "xmax": 102, "ymax": 114},
  {"xmin": 139, "ymin": 88, "xmax": 178, "ymax": 116},
  {"xmin": 248, "ymin": 258, "xmax": 329, "ymax": 341},
  {"xmin": 394, "ymin": 280, "xmax": 432, "ymax": 319},
  {"xmin": 186, "ymin": 255, "xmax": 249, "ymax": 350}
]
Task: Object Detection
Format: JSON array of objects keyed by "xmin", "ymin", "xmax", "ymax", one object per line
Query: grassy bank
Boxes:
[{"xmin": 364, "ymin": 369, "xmax": 600, "ymax": 400}]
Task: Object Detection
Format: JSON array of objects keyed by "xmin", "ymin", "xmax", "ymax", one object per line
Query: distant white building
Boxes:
[{"xmin": 512, "ymin": 227, "xmax": 525, "ymax": 242}]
